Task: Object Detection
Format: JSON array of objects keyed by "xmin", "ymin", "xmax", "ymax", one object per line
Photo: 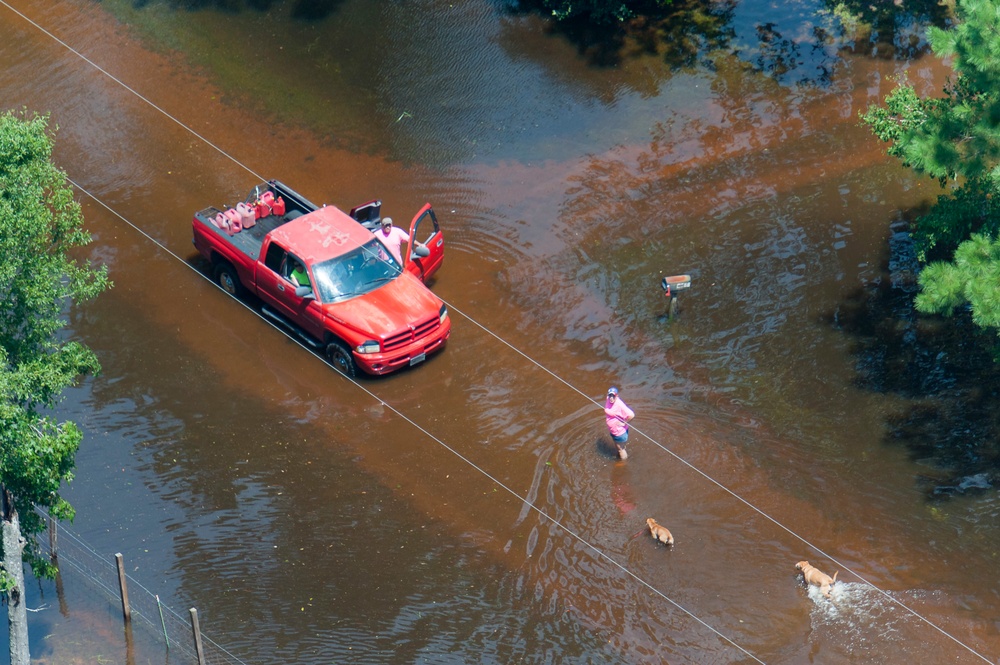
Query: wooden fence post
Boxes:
[
  {"xmin": 189, "ymin": 608, "xmax": 206, "ymax": 665},
  {"xmin": 115, "ymin": 553, "xmax": 131, "ymax": 625}
]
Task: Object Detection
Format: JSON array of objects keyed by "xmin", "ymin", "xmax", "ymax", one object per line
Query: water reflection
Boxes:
[
  {"xmin": 827, "ymin": 0, "xmax": 949, "ymax": 58},
  {"xmin": 99, "ymin": 0, "xmax": 946, "ymax": 170},
  {"xmin": 132, "ymin": 0, "xmax": 345, "ymax": 21},
  {"xmin": 507, "ymin": 0, "xmax": 945, "ymax": 86},
  {"xmin": 833, "ymin": 216, "xmax": 1000, "ymax": 498}
]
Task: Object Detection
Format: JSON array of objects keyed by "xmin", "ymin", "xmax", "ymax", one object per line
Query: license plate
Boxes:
[{"xmin": 409, "ymin": 353, "xmax": 426, "ymax": 366}]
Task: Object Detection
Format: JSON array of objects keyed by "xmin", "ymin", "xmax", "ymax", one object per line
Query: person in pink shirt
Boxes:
[
  {"xmin": 375, "ymin": 217, "xmax": 417, "ymax": 265},
  {"xmin": 605, "ymin": 386, "xmax": 634, "ymax": 460}
]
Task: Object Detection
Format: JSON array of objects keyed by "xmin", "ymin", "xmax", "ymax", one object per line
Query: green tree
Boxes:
[
  {"xmin": 0, "ymin": 110, "xmax": 109, "ymax": 664},
  {"xmin": 861, "ymin": 0, "xmax": 1000, "ymax": 331}
]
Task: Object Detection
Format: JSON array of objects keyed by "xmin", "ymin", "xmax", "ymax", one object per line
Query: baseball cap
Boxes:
[
  {"xmin": 381, "ymin": 217, "xmax": 393, "ymax": 227},
  {"xmin": 607, "ymin": 386, "xmax": 618, "ymax": 396}
]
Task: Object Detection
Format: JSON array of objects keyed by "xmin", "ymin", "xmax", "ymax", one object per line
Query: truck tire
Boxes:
[
  {"xmin": 325, "ymin": 341, "xmax": 357, "ymax": 377},
  {"xmin": 213, "ymin": 262, "xmax": 244, "ymax": 297}
]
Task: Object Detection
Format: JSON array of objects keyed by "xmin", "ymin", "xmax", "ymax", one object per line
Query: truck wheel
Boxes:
[
  {"xmin": 213, "ymin": 262, "xmax": 243, "ymax": 297},
  {"xmin": 325, "ymin": 341, "xmax": 357, "ymax": 377}
]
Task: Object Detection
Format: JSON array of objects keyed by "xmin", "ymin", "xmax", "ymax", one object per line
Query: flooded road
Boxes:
[{"xmin": 1, "ymin": 0, "xmax": 998, "ymax": 662}]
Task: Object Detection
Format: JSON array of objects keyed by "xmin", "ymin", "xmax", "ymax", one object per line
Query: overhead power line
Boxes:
[{"xmin": 1, "ymin": 1, "xmax": 992, "ymax": 661}]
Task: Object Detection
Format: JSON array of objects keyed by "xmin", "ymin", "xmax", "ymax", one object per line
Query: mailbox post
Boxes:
[{"xmin": 661, "ymin": 274, "xmax": 691, "ymax": 320}]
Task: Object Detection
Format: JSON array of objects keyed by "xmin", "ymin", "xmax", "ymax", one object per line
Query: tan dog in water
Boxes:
[
  {"xmin": 646, "ymin": 518, "xmax": 674, "ymax": 546},
  {"xmin": 795, "ymin": 560, "xmax": 838, "ymax": 598}
]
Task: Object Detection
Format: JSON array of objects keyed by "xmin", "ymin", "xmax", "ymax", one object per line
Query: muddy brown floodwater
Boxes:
[{"xmin": 1, "ymin": 0, "xmax": 999, "ymax": 663}]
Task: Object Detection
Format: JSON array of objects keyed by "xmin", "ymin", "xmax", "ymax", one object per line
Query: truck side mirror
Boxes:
[
  {"xmin": 411, "ymin": 244, "xmax": 430, "ymax": 259},
  {"xmin": 295, "ymin": 285, "xmax": 315, "ymax": 299}
]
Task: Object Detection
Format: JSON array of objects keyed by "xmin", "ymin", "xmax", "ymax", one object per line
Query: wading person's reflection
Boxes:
[{"xmin": 610, "ymin": 462, "xmax": 636, "ymax": 516}]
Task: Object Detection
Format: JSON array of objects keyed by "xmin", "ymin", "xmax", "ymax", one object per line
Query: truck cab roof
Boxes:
[{"xmin": 267, "ymin": 205, "xmax": 376, "ymax": 266}]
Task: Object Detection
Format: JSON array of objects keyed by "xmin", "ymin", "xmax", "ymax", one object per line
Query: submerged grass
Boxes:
[{"xmin": 95, "ymin": 0, "xmax": 378, "ymax": 152}]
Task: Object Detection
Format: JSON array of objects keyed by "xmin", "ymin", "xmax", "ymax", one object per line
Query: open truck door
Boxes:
[
  {"xmin": 405, "ymin": 204, "xmax": 444, "ymax": 282},
  {"xmin": 349, "ymin": 199, "xmax": 382, "ymax": 231}
]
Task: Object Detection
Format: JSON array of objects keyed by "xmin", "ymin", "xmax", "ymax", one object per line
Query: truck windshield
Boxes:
[{"xmin": 311, "ymin": 239, "xmax": 403, "ymax": 303}]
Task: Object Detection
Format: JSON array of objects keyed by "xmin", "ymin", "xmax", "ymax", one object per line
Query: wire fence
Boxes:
[{"xmin": 34, "ymin": 510, "xmax": 250, "ymax": 665}]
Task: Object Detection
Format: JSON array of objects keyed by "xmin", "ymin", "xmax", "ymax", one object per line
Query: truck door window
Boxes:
[
  {"xmin": 264, "ymin": 243, "xmax": 286, "ymax": 274},
  {"xmin": 287, "ymin": 257, "xmax": 310, "ymax": 287},
  {"xmin": 412, "ymin": 208, "xmax": 439, "ymax": 245}
]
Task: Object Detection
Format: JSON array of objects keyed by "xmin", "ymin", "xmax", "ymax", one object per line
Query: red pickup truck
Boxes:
[{"xmin": 192, "ymin": 180, "xmax": 450, "ymax": 376}]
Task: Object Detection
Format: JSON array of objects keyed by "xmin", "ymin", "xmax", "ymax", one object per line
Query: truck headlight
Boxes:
[
  {"xmin": 439, "ymin": 304, "xmax": 448, "ymax": 324},
  {"xmin": 356, "ymin": 340, "xmax": 380, "ymax": 354}
]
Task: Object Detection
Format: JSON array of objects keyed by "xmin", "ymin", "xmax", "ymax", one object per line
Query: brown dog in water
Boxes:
[
  {"xmin": 646, "ymin": 518, "xmax": 674, "ymax": 547},
  {"xmin": 795, "ymin": 560, "xmax": 838, "ymax": 598}
]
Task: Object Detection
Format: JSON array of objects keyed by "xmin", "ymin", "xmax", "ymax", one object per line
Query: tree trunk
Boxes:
[{"xmin": 1, "ymin": 488, "xmax": 29, "ymax": 665}]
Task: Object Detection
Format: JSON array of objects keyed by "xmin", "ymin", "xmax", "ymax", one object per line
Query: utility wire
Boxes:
[
  {"xmin": 0, "ymin": 0, "xmax": 267, "ymax": 186},
  {"xmin": 67, "ymin": 176, "xmax": 766, "ymax": 664},
  {"xmin": 3, "ymin": 1, "xmax": 992, "ymax": 661},
  {"xmin": 460, "ymin": 306, "xmax": 993, "ymax": 663},
  {"xmin": 35, "ymin": 508, "xmax": 249, "ymax": 664}
]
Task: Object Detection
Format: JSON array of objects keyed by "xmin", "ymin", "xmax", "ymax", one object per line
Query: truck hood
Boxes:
[{"xmin": 321, "ymin": 272, "xmax": 443, "ymax": 337}]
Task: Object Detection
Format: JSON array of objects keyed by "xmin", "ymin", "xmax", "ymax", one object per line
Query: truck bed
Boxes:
[
  {"xmin": 193, "ymin": 180, "xmax": 319, "ymax": 262},
  {"xmin": 194, "ymin": 207, "xmax": 292, "ymax": 262}
]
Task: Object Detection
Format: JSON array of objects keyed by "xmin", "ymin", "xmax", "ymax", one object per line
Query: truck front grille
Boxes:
[{"xmin": 383, "ymin": 315, "xmax": 440, "ymax": 352}]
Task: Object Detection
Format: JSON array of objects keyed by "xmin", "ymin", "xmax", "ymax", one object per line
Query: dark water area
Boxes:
[
  {"xmin": 2, "ymin": 0, "xmax": 1000, "ymax": 663},
  {"xmin": 835, "ymin": 218, "xmax": 1000, "ymax": 500}
]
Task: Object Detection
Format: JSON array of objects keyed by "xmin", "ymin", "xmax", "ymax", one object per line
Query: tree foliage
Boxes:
[
  {"xmin": 862, "ymin": 0, "xmax": 1000, "ymax": 336},
  {"xmin": 914, "ymin": 233, "xmax": 1000, "ymax": 327},
  {"xmin": 0, "ymin": 110, "xmax": 109, "ymax": 577}
]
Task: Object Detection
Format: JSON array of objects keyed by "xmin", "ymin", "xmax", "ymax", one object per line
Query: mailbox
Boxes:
[{"xmin": 661, "ymin": 274, "xmax": 691, "ymax": 298}]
